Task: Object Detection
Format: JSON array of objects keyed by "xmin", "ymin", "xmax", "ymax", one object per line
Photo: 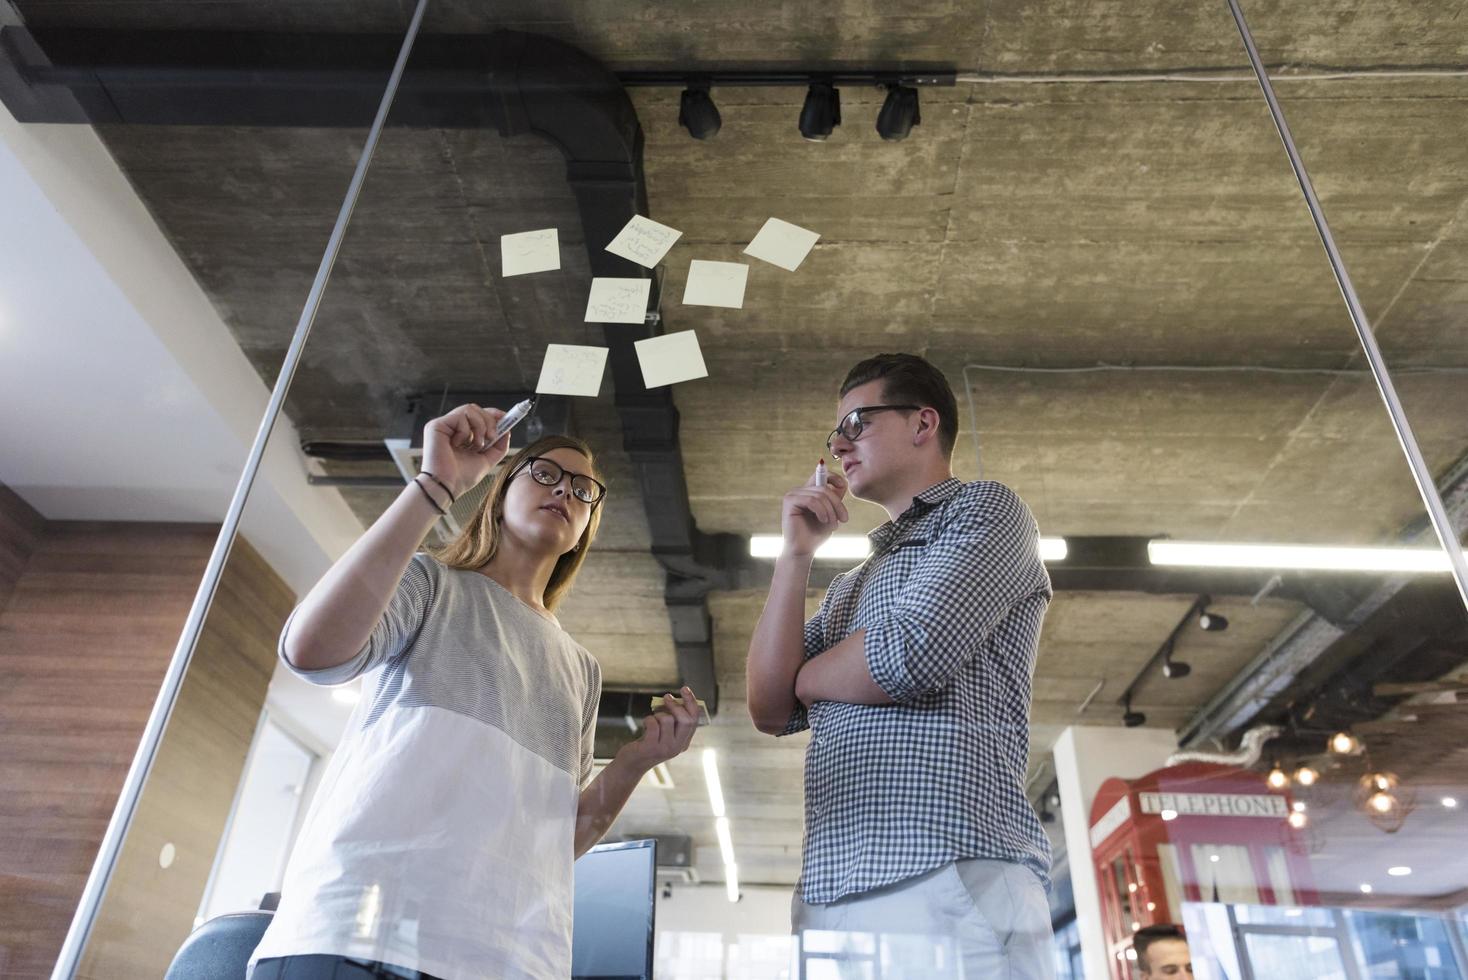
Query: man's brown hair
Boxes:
[{"xmin": 839, "ymin": 353, "xmax": 959, "ymax": 458}]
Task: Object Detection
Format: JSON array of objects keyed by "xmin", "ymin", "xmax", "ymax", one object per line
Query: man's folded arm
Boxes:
[{"xmin": 797, "ymin": 488, "xmax": 1049, "ymax": 708}]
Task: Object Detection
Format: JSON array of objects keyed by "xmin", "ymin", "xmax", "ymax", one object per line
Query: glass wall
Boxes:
[{"xmin": 3, "ymin": 0, "xmax": 1467, "ymax": 979}]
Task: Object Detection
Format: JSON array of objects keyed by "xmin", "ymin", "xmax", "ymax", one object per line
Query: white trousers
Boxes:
[{"xmin": 791, "ymin": 859, "xmax": 1057, "ymax": 980}]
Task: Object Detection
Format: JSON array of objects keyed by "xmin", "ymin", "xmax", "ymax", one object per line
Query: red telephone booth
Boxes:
[{"xmin": 1088, "ymin": 761, "xmax": 1317, "ymax": 978}]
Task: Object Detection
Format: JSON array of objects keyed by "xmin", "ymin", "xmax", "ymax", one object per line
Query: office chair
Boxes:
[{"xmin": 164, "ymin": 909, "xmax": 273, "ymax": 979}]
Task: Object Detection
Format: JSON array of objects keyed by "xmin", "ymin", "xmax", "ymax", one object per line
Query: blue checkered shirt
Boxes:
[{"xmin": 780, "ymin": 478, "xmax": 1053, "ymax": 904}]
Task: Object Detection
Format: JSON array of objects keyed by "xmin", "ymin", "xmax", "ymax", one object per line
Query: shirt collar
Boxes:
[{"xmin": 866, "ymin": 478, "xmax": 965, "ymax": 548}]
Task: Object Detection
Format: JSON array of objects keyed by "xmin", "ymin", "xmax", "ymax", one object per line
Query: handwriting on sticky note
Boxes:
[
  {"xmin": 682, "ymin": 260, "xmax": 748, "ymax": 309},
  {"xmin": 635, "ymin": 330, "xmax": 708, "ymax": 389},
  {"xmin": 536, "ymin": 344, "xmax": 608, "ymax": 398},
  {"xmin": 501, "ymin": 228, "xmax": 560, "ymax": 277},
  {"xmin": 744, "ymin": 217, "xmax": 820, "ymax": 272},
  {"xmin": 606, "ymin": 214, "xmax": 683, "ymax": 269},
  {"xmin": 584, "ymin": 277, "xmax": 652, "ymax": 324}
]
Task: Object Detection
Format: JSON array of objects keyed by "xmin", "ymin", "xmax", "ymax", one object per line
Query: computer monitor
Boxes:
[{"xmin": 571, "ymin": 838, "xmax": 657, "ymax": 980}]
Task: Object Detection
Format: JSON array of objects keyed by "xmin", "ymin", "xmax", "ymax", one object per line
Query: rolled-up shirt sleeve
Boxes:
[
  {"xmin": 863, "ymin": 487, "xmax": 1050, "ymax": 705},
  {"xmin": 777, "ymin": 582, "xmax": 839, "ymax": 737},
  {"xmin": 279, "ymin": 554, "xmax": 436, "ymax": 686}
]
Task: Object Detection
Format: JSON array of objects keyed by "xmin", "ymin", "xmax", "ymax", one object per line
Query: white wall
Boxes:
[
  {"xmin": 657, "ymin": 882, "xmax": 794, "ymax": 939},
  {"xmin": 655, "ymin": 883, "xmax": 796, "ymax": 979},
  {"xmin": 0, "ymin": 98, "xmax": 362, "ymax": 595}
]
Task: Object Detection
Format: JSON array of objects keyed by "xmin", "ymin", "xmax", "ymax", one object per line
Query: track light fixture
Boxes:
[
  {"xmin": 1117, "ymin": 594, "xmax": 1225, "ymax": 723},
  {"xmin": 1294, "ymin": 765, "xmax": 1319, "ymax": 786},
  {"xmin": 1160, "ymin": 638, "xmax": 1191, "ymax": 679},
  {"xmin": 614, "ymin": 70, "xmax": 955, "ymax": 143},
  {"xmin": 678, "ymin": 83, "xmax": 721, "ymax": 140},
  {"xmin": 1266, "ymin": 763, "xmax": 1289, "ymax": 789},
  {"xmin": 1198, "ymin": 604, "xmax": 1230, "ymax": 632},
  {"xmin": 876, "ymin": 83, "xmax": 921, "ymax": 140},
  {"xmin": 1122, "ymin": 696, "xmax": 1147, "ymax": 728},
  {"xmin": 798, "ymin": 81, "xmax": 841, "ymax": 141}
]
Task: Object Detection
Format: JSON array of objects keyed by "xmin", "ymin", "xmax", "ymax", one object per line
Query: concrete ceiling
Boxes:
[{"xmin": 13, "ymin": 0, "xmax": 1468, "ymax": 889}]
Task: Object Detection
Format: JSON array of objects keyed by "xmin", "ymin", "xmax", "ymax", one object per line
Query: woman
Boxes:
[{"xmin": 249, "ymin": 402, "xmax": 700, "ymax": 980}]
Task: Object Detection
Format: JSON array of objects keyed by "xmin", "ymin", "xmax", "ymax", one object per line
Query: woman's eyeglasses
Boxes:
[{"xmin": 515, "ymin": 456, "xmax": 607, "ymax": 505}]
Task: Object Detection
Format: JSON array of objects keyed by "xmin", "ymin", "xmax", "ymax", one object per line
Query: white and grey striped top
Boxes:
[{"xmin": 251, "ymin": 553, "xmax": 602, "ymax": 980}]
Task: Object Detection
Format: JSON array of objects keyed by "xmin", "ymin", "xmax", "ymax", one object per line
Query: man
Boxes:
[
  {"xmin": 747, "ymin": 353, "xmax": 1055, "ymax": 977},
  {"xmin": 1134, "ymin": 924, "xmax": 1193, "ymax": 978}
]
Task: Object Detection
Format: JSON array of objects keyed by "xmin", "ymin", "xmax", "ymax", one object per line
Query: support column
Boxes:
[{"xmin": 1053, "ymin": 726, "xmax": 1179, "ymax": 980}]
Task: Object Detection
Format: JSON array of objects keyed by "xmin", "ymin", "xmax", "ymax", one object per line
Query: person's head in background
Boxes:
[
  {"xmin": 1134, "ymin": 924, "xmax": 1192, "ymax": 978},
  {"xmin": 829, "ymin": 353, "xmax": 959, "ymax": 515},
  {"xmin": 434, "ymin": 435, "xmax": 605, "ymax": 613}
]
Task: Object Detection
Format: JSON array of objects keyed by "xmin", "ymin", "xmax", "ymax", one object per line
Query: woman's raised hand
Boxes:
[{"xmin": 421, "ymin": 403, "xmax": 512, "ymax": 498}]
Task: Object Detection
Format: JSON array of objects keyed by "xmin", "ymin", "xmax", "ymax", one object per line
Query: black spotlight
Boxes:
[
  {"xmin": 876, "ymin": 84, "xmax": 921, "ymax": 141},
  {"xmin": 1039, "ymin": 808, "xmax": 1056, "ymax": 824},
  {"xmin": 1199, "ymin": 608, "xmax": 1230, "ymax": 632},
  {"xmin": 678, "ymin": 85, "xmax": 721, "ymax": 140},
  {"xmin": 1123, "ymin": 696, "xmax": 1147, "ymax": 728},
  {"xmin": 1161, "ymin": 638, "xmax": 1191, "ymax": 679},
  {"xmin": 798, "ymin": 82, "xmax": 841, "ymax": 141}
]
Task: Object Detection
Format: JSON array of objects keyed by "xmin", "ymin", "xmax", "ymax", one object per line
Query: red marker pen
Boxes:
[{"xmin": 815, "ymin": 458, "xmax": 828, "ymax": 488}]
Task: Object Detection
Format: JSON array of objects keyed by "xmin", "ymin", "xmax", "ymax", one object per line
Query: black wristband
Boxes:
[
  {"xmin": 412, "ymin": 475, "xmax": 448, "ymax": 516},
  {"xmin": 419, "ymin": 470, "xmax": 457, "ymax": 504}
]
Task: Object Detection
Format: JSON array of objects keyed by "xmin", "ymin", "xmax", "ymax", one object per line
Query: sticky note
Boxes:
[
  {"xmin": 743, "ymin": 217, "xmax": 820, "ymax": 272},
  {"xmin": 635, "ymin": 331, "xmax": 708, "ymax": 389},
  {"xmin": 650, "ymin": 695, "xmax": 711, "ymax": 727},
  {"xmin": 584, "ymin": 277, "xmax": 652, "ymax": 324},
  {"xmin": 536, "ymin": 344, "xmax": 608, "ymax": 397},
  {"xmin": 606, "ymin": 214, "xmax": 682, "ymax": 269},
  {"xmin": 682, "ymin": 260, "xmax": 748, "ymax": 309},
  {"xmin": 500, "ymin": 228, "xmax": 560, "ymax": 277}
]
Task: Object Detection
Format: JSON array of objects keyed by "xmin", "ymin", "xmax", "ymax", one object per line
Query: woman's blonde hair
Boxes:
[{"xmin": 432, "ymin": 435, "xmax": 603, "ymax": 613}]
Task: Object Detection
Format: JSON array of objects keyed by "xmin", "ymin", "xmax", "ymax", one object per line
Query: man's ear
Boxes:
[{"xmin": 913, "ymin": 407, "xmax": 941, "ymax": 447}]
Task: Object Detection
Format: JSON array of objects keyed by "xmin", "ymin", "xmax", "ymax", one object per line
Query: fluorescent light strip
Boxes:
[
  {"xmin": 715, "ymin": 816, "xmax": 735, "ymax": 867},
  {"xmin": 750, "ymin": 534, "xmax": 1068, "ymax": 562},
  {"xmin": 749, "ymin": 535, "xmax": 870, "ymax": 560},
  {"xmin": 1149, "ymin": 540, "xmax": 1468, "ymax": 573},
  {"xmin": 707, "ymin": 752, "xmax": 738, "ymax": 902},
  {"xmin": 702, "ymin": 749, "xmax": 725, "ymax": 818}
]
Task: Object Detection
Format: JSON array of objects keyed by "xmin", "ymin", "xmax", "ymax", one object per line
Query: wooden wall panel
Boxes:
[
  {"xmin": 0, "ymin": 519, "xmax": 293, "ymax": 980},
  {"xmin": 79, "ymin": 537, "xmax": 291, "ymax": 980},
  {"xmin": 0, "ymin": 486, "xmax": 45, "ymax": 613}
]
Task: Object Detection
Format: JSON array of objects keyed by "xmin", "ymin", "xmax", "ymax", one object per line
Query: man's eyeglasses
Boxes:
[
  {"xmin": 514, "ymin": 456, "xmax": 607, "ymax": 505},
  {"xmin": 826, "ymin": 405, "xmax": 920, "ymax": 458}
]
